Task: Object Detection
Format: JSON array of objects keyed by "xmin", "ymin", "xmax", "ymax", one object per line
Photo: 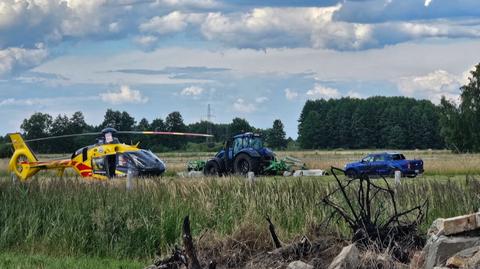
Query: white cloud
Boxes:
[
  {"xmin": 347, "ymin": 90, "xmax": 363, "ymax": 99},
  {"xmin": 0, "ymin": 96, "xmax": 96, "ymax": 107},
  {"xmin": 233, "ymin": 98, "xmax": 256, "ymax": 113},
  {"xmin": 397, "ymin": 69, "xmax": 463, "ymax": 104},
  {"xmin": 140, "ymin": 11, "xmax": 188, "ymax": 34},
  {"xmin": 133, "ymin": 35, "xmax": 158, "ymax": 49},
  {"xmin": 285, "ymin": 88, "xmax": 299, "ymax": 100},
  {"xmin": 180, "ymin": 85, "xmax": 204, "ymax": 96},
  {"xmin": 199, "ymin": 6, "xmax": 480, "ymax": 50},
  {"xmin": 306, "ymin": 83, "xmax": 341, "ymax": 100},
  {"xmin": 154, "ymin": 0, "xmax": 219, "ymax": 9},
  {"xmin": 99, "ymin": 85, "xmax": 148, "ymax": 104},
  {"xmin": 255, "ymin": 96, "xmax": 268, "ymax": 103},
  {"xmin": 0, "ymin": 0, "xmax": 479, "ymax": 68},
  {"xmin": 0, "ymin": 45, "xmax": 48, "ymax": 78}
]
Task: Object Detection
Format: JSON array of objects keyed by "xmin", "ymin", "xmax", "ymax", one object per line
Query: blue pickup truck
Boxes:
[{"xmin": 344, "ymin": 152, "xmax": 424, "ymax": 178}]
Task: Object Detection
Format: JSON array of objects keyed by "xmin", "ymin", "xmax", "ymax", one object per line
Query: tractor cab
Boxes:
[{"xmin": 204, "ymin": 132, "xmax": 275, "ymax": 176}]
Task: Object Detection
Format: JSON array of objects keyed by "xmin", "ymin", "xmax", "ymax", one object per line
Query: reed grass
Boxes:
[{"xmin": 0, "ymin": 174, "xmax": 479, "ymax": 261}]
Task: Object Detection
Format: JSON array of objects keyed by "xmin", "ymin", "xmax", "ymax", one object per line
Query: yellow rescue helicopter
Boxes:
[{"xmin": 8, "ymin": 127, "xmax": 212, "ymax": 181}]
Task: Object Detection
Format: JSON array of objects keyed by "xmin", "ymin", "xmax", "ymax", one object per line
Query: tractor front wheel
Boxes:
[
  {"xmin": 233, "ymin": 154, "xmax": 259, "ymax": 176},
  {"xmin": 204, "ymin": 160, "xmax": 222, "ymax": 176}
]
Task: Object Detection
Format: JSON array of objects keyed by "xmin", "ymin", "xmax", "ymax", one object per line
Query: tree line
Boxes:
[
  {"xmin": 297, "ymin": 63, "xmax": 480, "ymax": 152},
  {"xmin": 297, "ymin": 96, "xmax": 444, "ymax": 149},
  {"xmin": 0, "ymin": 109, "xmax": 289, "ymax": 156}
]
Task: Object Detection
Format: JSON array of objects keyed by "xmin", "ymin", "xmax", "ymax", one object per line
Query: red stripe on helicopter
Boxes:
[
  {"xmin": 80, "ymin": 171, "xmax": 92, "ymax": 177},
  {"xmin": 76, "ymin": 163, "xmax": 91, "ymax": 171}
]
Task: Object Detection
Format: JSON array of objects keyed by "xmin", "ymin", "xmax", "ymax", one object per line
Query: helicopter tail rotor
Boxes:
[{"xmin": 8, "ymin": 133, "xmax": 41, "ymax": 181}]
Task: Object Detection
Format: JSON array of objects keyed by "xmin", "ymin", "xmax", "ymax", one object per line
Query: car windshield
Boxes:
[
  {"xmin": 249, "ymin": 137, "xmax": 263, "ymax": 150},
  {"xmin": 125, "ymin": 150, "xmax": 162, "ymax": 168}
]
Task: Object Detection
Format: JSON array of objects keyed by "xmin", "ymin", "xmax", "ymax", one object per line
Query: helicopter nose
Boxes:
[{"xmin": 157, "ymin": 160, "xmax": 166, "ymax": 174}]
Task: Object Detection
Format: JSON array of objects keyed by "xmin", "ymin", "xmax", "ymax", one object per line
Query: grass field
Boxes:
[
  {"xmin": 0, "ymin": 252, "xmax": 143, "ymax": 269},
  {"xmin": 0, "ymin": 150, "xmax": 479, "ymax": 268}
]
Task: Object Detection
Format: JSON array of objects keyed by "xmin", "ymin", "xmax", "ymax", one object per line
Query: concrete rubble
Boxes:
[
  {"xmin": 327, "ymin": 244, "xmax": 359, "ymax": 269},
  {"xmin": 287, "ymin": 260, "xmax": 314, "ymax": 269},
  {"xmin": 411, "ymin": 212, "xmax": 480, "ymax": 269},
  {"xmin": 292, "ymin": 169, "xmax": 328, "ymax": 177}
]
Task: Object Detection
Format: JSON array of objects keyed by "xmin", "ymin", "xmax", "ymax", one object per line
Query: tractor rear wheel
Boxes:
[
  {"xmin": 233, "ymin": 153, "xmax": 259, "ymax": 175},
  {"xmin": 204, "ymin": 160, "xmax": 222, "ymax": 176}
]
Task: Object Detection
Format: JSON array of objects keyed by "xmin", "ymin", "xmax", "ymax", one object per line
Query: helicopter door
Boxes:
[
  {"xmin": 91, "ymin": 155, "xmax": 116, "ymax": 178},
  {"xmin": 105, "ymin": 155, "xmax": 116, "ymax": 178}
]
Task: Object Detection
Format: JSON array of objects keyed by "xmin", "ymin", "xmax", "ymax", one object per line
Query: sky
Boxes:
[{"xmin": 1, "ymin": 0, "xmax": 479, "ymax": 138}]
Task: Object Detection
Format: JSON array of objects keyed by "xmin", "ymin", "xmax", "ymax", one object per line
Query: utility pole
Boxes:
[{"xmin": 207, "ymin": 104, "xmax": 213, "ymax": 144}]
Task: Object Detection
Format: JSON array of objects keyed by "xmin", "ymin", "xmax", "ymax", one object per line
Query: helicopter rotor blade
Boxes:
[
  {"xmin": 117, "ymin": 131, "xmax": 213, "ymax": 137},
  {"xmin": 22, "ymin": 132, "xmax": 101, "ymax": 143}
]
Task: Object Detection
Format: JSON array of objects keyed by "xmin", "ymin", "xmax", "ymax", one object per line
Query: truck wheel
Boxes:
[
  {"xmin": 345, "ymin": 169, "xmax": 358, "ymax": 179},
  {"xmin": 234, "ymin": 153, "xmax": 259, "ymax": 175},
  {"xmin": 204, "ymin": 160, "xmax": 222, "ymax": 176}
]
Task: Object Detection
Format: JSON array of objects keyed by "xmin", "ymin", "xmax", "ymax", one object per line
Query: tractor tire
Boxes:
[
  {"xmin": 233, "ymin": 153, "xmax": 260, "ymax": 175},
  {"xmin": 204, "ymin": 160, "xmax": 222, "ymax": 176},
  {"xmin": 345, "ymin": 169, "xmax": 358, "ymax": 179}
]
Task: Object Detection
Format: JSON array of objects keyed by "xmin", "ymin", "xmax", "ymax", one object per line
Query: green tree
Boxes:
[
  {"xmin": 20, "ymin": 112, "xmax": 53, "ymax": 152},
  {"xmin": 229, "ymin": 118, "xmax": 253, "ymax": 136},
  {"xmin": 68, "ymin": 111, "xmax": 91, "ymax": 152},
  {"xmin": 101, "ymin": 109, "xmax": 136, "ymax": 130},
  {"xmin": 21, "ymin": 112, "xmax": 52, "ymax": 139},
  {"xmin": 49, "ymin": 114, "xmax": 72, "ymax": 152},
  {"xmin": 137, "ymin": 118, "xmax": 150, "ymax": 130},
  {"xmin": 149, "ymin": 118, "xmax": 166, "ymax": 151},
  {"xmin": 265, "ymin": 119, "xmax": 287, "ymax": 149},
  {"xmin": 165, "ymin": 112, "xmax": 187, "ymax": 150},
  {"xmin": 440, "ymin": 63, "xmax": 480, "ymax": 152}
]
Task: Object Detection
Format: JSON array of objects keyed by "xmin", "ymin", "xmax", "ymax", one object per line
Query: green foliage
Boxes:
[
  {"xmin": 229, "ymin": 118, "xmax": 253, "ymax": 135},
  {"xmin": 440, "ymin": 63, "xmax": 480, "ymax": 152},
  {"xmin": 165, "ymin": 111, "xmax": 187, "ymax": 150},
  {"xmin": 265, "ymin": 119, "xmax": 288, "ymax": 149},
  {"xmin": 101, "ymin": 109, "xmax": 136, "ymax": 131},
  {"xmin": 21, "ymin": 112, "xmax": 52, "ymax": 139},
  {"xmin": 298, "ymin": 97, "xmax": 444, "ymax": 149}
]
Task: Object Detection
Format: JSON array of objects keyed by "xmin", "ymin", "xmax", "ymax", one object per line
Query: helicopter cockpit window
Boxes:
[
  {"xmin": 117, "ymin": 154, "xmax": 128, "ymax": 168},
  {"xmin": 92, "ymin": 157, "xmax": 106, "ymax": 174},
  {"xmin": 124, "ymin": 150, "xmax": 162, "ymax": 169}
]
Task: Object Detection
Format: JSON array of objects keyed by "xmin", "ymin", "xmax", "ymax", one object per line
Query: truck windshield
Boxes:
[
  {"xmin": 249, "ymin": 137, "xmax": 263, "ymax": 150},
  {"xmin": 391, "ymin": 154, "xmax": 406, "ymax": 160}
]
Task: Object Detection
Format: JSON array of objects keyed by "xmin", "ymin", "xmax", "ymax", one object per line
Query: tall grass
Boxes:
[{"xmin": 0, "ymin": 175, "xmax": 479, "ymax": 261}]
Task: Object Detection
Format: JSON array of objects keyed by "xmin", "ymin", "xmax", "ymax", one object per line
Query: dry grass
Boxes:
[
  {"xmin": 155, "ymin": 149, "xmax": 480, "ymax": 175},
  {"xmin": 2, "ymin": 149, "xmax": 480, "ymax": 176}
]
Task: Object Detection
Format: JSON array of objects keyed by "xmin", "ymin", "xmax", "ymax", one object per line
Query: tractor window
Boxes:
[
  {"xmin": 249, "ymin": 137, "xmax": 263, "ymax": 150},
  {"xmin": 233, "ymin": 137, "xmax": 243, "ymax": 154}
]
